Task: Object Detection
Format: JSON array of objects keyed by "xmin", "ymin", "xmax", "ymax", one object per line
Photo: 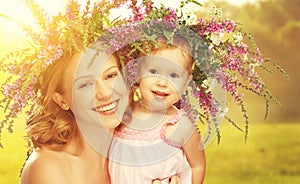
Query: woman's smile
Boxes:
[{"xmin": 92, "ymin": 100, "xmax": 119, "ymax": 114}]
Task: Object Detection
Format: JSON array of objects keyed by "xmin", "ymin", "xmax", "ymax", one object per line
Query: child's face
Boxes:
[{"xmin": 138, "ymin": 48, "xmax": 192, "ymax": 111}]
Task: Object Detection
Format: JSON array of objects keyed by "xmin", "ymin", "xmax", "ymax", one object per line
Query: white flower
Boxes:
[
  {"xmin": 178, "ymin": 3, "xmax": 200, "ymax": 25},
  {"xmin": 201, "ymin": 78, "xmax": 216, "ymax": 93},
  {"xmin": 210, "ymin": 32, "xmax": 224, "ymax": 46},
  {"xmin": 184, "ymin": 12, "xmax": 198, "ymax": 25},
  {"xmin": 209, "ymin": 6, "xmax": 222, "ymax": 18},
  {"xmin": 233, "ymin": 32, "xmax": 243, "ymax": 44},
  {"xmin": 219, "ymin": 107, "xmax": 228, "ymax": 118},
  {"xmin": 202, "ymin": 79, "xmax": 209, "ymax": 87}
]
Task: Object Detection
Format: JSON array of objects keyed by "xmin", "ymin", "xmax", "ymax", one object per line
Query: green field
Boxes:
[
  {"xmin": 0, "ymin": 122, "xmax": 299, "ymax": 184},
  {"xmin": 205, "ymin": 123, "xmax": 300, "ymax": 184}
]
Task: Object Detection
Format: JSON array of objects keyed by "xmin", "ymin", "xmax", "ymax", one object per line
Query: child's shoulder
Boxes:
[
  {"xmin": 174, "ymin": 110, "xmax": 195, "ymax": 133},
  {"xmin": 165, "ymin": 109, "xmax": 196, "ymax": 145}
]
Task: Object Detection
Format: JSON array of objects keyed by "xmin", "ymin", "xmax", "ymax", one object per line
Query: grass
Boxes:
[
  {"xmin": 0, "ymin": 119, "xmax": 27, "ymax": 184},
  {"xmin": 205, "ymin": 122, "xmax": 300, "ymax": 184},
  {"xmin": 0, "ymin": 121, "xmax": 299, "ymax": 184}
]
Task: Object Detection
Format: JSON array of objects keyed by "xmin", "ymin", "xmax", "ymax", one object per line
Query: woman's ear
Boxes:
[{"xmin": 52, "ymin": 92, "xmax": 70, "ymax": 110}]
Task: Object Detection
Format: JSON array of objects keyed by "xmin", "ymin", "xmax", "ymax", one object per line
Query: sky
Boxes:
[
  {"xmin": 0, "ymin": 0, "xmax": 258, "ymax": 23},
  {"xmin": 0, "ymin": 0, "xmax": 258, "ymax": 53}
]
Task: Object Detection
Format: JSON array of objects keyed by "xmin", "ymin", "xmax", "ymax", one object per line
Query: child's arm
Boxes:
[
  {"xmin": 169, "ymin": 115, "xmax": 206, "ymax": 184},
  {"xmin": 182, "ymin": 127, "xmax": 206, "ymax": 184}
]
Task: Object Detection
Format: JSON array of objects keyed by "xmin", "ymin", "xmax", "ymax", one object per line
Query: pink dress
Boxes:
[{"xmin": 109, "ymin": 110, "xmax": 192, "ymax": 184}]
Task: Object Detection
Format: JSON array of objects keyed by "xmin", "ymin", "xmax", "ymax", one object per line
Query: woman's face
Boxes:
[{"xmin": 62, "ymin": 50, "xmax": 129, "ymax": 131}]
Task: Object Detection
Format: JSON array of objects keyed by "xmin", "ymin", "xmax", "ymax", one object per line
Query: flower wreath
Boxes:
[
  {"xmin": 0, "ymin": 0, "xmax": 287, "ymax": 147},
  {"xmin": 107, "ymin": 0, "xmax": 288, "ymax": 143}
]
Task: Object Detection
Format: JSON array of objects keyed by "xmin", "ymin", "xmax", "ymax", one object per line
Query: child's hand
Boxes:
[
  {"xmin": 169, "ymin": 175, "xmax": 181, "ymax": 184},
  {"xmin": 152, "ymin": 180, "xmax": 161, "ymax": 184},
  {"xmin": 152, "ymin": 175, "xmax": 182, "ymax": 184}
]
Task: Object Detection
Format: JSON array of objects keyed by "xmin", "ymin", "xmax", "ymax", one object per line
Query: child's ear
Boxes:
[
  {"xmin": 52, "ymin": 92, "xmax": 70, "ymax": 110},
  {"xmin": 187, "ymin": 74, "xmax": 193, "ymax": 84},
  {"xmin": 184, "ymin": 74, "xmax": 193, "ymax": 91}
]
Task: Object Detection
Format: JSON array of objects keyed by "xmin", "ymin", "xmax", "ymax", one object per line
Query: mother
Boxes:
[{"xmin": 20, "ymin": 40, "xmax": 129, "ymax": 183}]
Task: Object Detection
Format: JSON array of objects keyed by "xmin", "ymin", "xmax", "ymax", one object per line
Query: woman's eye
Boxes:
[
  {"xmin": 149, "ymin": 69, "xmax": 158, "ymax": 74},
  {"xmin": 78, "ymin": 81, "xmax": 94, "ymax": 89},
  {"xmin": 170, "ymin": 73, "xmax": 179, "ymax": 78},
  {"xmin": 106, "ymin": 72, "xmax": 118, "ymax": 80}
]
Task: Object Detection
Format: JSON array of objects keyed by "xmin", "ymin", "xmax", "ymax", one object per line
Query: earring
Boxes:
[{"xmin": 134, "ymin": 87, "xmax": 142, "ymax": 102}]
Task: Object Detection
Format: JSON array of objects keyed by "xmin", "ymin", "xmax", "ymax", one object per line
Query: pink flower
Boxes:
[
  {"xmin": 163, "ymin": 9, "xmax": 178, "ymax": 28},
  {"xmin": 125, "ymin": 57, "xmax": 138, "ymax": 86}
]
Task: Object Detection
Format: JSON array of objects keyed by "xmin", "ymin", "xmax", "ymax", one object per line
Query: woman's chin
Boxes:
[{"xmin": 100, "ymin": 114, "xmax": 123, "ymax": 130}]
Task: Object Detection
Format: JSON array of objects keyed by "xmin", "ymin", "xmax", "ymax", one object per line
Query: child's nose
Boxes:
[{"xmin": 156, "ymin": 77, "xmax": 168, "ymax": 87}]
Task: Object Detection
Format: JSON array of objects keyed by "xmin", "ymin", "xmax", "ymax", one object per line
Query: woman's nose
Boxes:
[{"xmin": 95, "ymin": 81, "xmax": 112, "ymax": 100}]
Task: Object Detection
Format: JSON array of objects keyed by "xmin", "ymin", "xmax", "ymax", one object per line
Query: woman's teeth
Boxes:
[{"xmin": 96, "ymin": 101, "xmax": 117, "ymax": 112}]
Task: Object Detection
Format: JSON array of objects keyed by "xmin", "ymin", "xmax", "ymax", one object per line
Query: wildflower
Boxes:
[{"xmin": 233, "ymin": 32, "xmax": 243, "ymax": 44}]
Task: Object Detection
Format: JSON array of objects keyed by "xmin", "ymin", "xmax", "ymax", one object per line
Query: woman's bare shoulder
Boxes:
[{"xmin": 20, "ymin": 149, "xmax": 70, "ymax": 184}]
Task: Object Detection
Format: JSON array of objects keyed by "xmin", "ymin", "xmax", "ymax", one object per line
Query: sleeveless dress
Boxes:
[{"xmin": 108, "ymin": 110, "xmax": 192, "ymax": 184}]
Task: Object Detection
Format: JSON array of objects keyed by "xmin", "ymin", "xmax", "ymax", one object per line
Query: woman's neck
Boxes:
[{"xmin": 75, "ymin": 125, "xmax": 114, "ymax": 158}]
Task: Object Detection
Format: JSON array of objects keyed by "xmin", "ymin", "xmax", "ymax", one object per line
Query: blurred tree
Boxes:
[{"xmin": 207, "ymin": 0, "xmax": 300, "ymax": 122}]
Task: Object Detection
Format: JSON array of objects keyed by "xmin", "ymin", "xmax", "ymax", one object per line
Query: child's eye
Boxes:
[
  {"xmin": 149, "ymin": 69, "xmax": 158, "ymax": 74},
  {"xmin": 105, "ymin": 72, "xmax": 118, "ymax": 80},
  {"xmin": 170, "ymin": 73, "xmax": 179, "ymax": 78}
]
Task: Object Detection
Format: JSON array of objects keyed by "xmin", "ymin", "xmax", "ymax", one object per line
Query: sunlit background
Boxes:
[{"xmin": 0, "ymin": 0, "xmax": 299, "ymax": 183}]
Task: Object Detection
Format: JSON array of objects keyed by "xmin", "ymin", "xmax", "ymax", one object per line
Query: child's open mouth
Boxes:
[{"xmin": 152, "ymin": 90, "xmax": 169, "ymax": 98}]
